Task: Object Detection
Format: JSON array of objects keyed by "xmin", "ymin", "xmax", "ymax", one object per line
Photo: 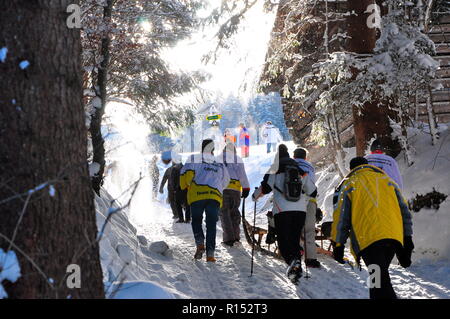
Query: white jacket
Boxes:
[
  {"xmin": 253, "ymin": 157, "xmax": 317, "ymax": 215},
  {"xmin": 219, "ymin": 150, "xmax": 250, "ymax": 192},
  {"xmin": 365, "ymin": 153, "xmax": 403, "ymax": 189},
  {"xmin": 261, "ymin": 124, "xmax": 282, "ymax": 144},
  {"xmin": 180, "ymin": 153, "xmax": 230, "ymax": 206}
]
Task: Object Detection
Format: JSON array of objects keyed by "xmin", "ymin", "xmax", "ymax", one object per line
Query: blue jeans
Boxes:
[
  {"xmin": 190, "ymin": 199, "xmax": 220, "ymax": 257},
  {"xmin": 267, "ymin": 143, "xmax": 276, "ymax": 153}
]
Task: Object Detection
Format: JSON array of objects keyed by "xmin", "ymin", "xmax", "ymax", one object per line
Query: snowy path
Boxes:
[
  {"xmin": 126, "ymin": 173, "xmax": 450, "ymax": 299},
  {"xmin": 104, "ymin": 137, "xmax": 450, "ymax": 299}
]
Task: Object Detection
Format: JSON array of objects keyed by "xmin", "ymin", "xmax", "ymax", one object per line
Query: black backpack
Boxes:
[{"xmin": 275, "ymin": 164, "xmax": 303, "ymax": 202}]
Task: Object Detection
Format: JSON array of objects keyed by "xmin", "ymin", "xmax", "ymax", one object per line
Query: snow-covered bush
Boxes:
[{"xmin": 293, "ymin": 1, "xmax": 439, "ymax": 163}]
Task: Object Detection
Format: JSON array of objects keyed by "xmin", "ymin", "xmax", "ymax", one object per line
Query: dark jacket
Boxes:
[{"xmin": 160, "ymin": 163, "xmax": 183, "ymax": 194}]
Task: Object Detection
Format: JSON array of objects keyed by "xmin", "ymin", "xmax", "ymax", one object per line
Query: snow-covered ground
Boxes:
[{"xmin": 97, "ymin": 120, "xmax": 450, "ymax": 299}]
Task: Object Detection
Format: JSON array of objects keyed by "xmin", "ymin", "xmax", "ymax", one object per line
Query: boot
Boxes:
[
  {"xmin": 306, "ymin": 259, "xmax": 321, "ymax": 268},
  {"xmin": 286, "ymin": 259, "xmax": 302, "ymax": 285},
  {"xmin": 206, "ymin": 256, "xmax": 216, "ymax": 262},
  {"xmin": 194, "ymin": 244, "xmax": 205, "ymax": 260},
  {"xmin": 222, "ymin": 240, "xmax": 234, "ymax": 247}
]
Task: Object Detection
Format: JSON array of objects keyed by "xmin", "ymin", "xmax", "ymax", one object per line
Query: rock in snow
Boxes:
[
  {"xmin": 149, "ymin": 241, "xmax": 170, "ymax": 255},
  {"xmin": 116, "ymin": 244, "xmax": 134, "ymax": 264},
  {"xmin": 137, "ymin": 235, "xmax": 148, "ymax": 247}
]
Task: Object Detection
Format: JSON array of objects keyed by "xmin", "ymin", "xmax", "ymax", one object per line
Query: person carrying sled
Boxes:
[
  {"xmin": 331, "ymin": 156, "xmax": 414, "ymax": 299},
  {"xmin": 365, "ymin": 139, "xmax": 403, "ymax": 189},
  {"xmin": 293, "ymin": 147, "xmax": 321, "ymax": 268},
  {"xmin": 219, "ymin": 143, "xmax": 250, "ymax": 247},
  {"xmin": 252, "ymin": 144, "xmax": 317, "ymax": 284},
  {"xmin": 180, "ymin": 139, "xmax": 230, "ymax": 262},
  {"xmin": 159, "ymin": 154, "xmax": 190, "ymax": 223},
  {"xmin": 238, "ymin": 123, "xmax": 250, "ymax": 158},
  {"xmin": 261, "ymin": 121, "xmax": 282, "ymax": 153},
  {"xmin": 150, "ymin": 155, "xmax": 160, "ymax": 201}
]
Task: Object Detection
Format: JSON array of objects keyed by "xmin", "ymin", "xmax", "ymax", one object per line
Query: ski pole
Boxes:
[
  {"xmin": 304, "ymin": 225, "xmax": 310, "ymax": 279},
  {"xmin": 250, "ymin": 187, "xmax": 257, "ymax": 277}
]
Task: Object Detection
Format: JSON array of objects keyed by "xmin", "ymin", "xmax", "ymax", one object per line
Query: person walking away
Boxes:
[
  {"xmin": 252, "ymin": 144, "xmax": 317, "ymax": 284},
  {"xmin": 261, "ymin": 121, "xmax": 282, "ymax": 153},
  {"xmin": 365, "ymin": 139, "xmax": 403, "ymax": 189},
  {"xmin": 159, "ymin": 156, "xmax": 182, "ymax": 220},
  {"xmin": 219, "ymin": 143, "xmax": 250, "ymax": 246},
  {"xmin": 293, "ymin": 148, "xmax": 321, "ymax": 268},
  {"xmin": 172, "ymin": 155, "xmax": 191, "ymax": 223},
  {"xmin": 331, "ymin": 157, "xmax": 414, "ymax": 299},
  {"xmin": 150, "ymin": 155, "xmax": 160, "ymax": 201},
  {"xmin": 238, "ymin": 123, "xmax": 250, "ymax": 158},
  {"xmin": 224, "ymin": 128, "xmax": 237, "ymax": 145},
  {"xmin": 180, "ymin": 139, "xmax": 230, "ymax": 262}
]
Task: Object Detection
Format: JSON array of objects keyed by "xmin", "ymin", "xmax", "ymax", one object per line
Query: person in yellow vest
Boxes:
[
  {"xmin": 219, "ymin": 143, "xmax": 250, "ymax": 247},
  {"xmin": 180, "ymin": 139, "xmax": 230, "ymax": 262},
  {"xmin": 331, "ymin": 157, "xmax": 414, "ymax": 299}
]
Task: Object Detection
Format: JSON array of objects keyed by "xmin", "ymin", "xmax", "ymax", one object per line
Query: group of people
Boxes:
[
  {"xmin": 151, "ymin": 134, "xmax": 414, "ymax": 299},
  {"xmin": 222, "ymin": 121, "xmax": 284, "ymax": 158},
  {"xmin": 224, "ymin": 123, "xmax": 250, "ymax": 158},
  {"xmin": 253, "ymin": 139, "xmax": 413, "ymax": 298},
  {"xmin": 179, "ymin": 139, "xmax": 251, "ymax": 262}
]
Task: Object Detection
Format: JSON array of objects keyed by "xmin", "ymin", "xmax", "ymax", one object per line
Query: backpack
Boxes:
[{"xmin": 275, "ymin": 164, "xmax": 303, "ymax": 202}]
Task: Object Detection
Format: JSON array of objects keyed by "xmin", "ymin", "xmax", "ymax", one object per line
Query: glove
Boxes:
[
  {"xmin": 315, "ymin": 207, "xmax": 323, "ymax": 223},
  {"xmin": 321, "ymin": 221, "xmax": 332, "ymax": 238},
  {"xmin": 397, "ymin": 236, "xmax": 414, "ymax": 268},
  {"xmin": 159, "ymin": 189, "xmax": 164, "ymax": 194},
  {"xmin": 333, "ymin": 244, "xmax": 345, "ymax": 264},
  {"xmin": 241, "ymin": 188, "xmax": 250, "ymax": 198}
]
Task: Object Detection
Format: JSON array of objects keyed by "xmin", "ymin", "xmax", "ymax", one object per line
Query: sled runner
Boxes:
[
  {"xmin": 241, "ymin": 199, "xmax": 282, "ymax": 260},
  {"xmin": 240, "ymin": 201, "xmax": 345, "ymax": 262}
]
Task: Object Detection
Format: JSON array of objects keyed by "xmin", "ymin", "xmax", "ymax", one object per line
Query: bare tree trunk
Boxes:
[
  {"xmin": 397, "ymin": 96, "xmax": 414, "ymax": 166},
  {"xmin": 426, "ymin": 86, "xmax": 439, "ymax": 145},
  {"xmin": 325, "ymin": 114, "xmax": 346, "ymax": 178},
  {"xmin": 348, "ymin": 0, "xmax": 401, "ymax": 157},
  {"xmin": 0, "ymin": 0, "xmax": 104, "ymax": 298},
  {"xmin": 89, "ymin": 0, "xmax": 114, "ymax": 195},
  {"xmin": 414, "ymin": 90, "xmax": 420, "ymax": 124}
]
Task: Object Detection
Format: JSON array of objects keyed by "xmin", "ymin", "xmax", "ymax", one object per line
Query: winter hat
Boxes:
[
  {"xmin": 161, "ymin": 151, "xmax": 172, "ymax": 164},
  {"xmin": 370, "ymin": 139, "xmax": 383, "ymax": 153},
  {"xmin": 278, "ymin": 144, "xmax": 289, "ymax": 159},
  {"xmin": 202, "ymin": 139, "xmax": 214, "ymax": 154},
  {"xmin": 349, "ymin": 157, "xmax": 368, "ymax": 170},
  {"xmin": 293, "ymin": 148, "xmax": 307, "ymax": 160}
]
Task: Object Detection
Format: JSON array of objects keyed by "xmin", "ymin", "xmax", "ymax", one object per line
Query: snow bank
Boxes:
[
  {"xmin": 107, "ymin": 281, "xmax": 175, "ymax": 299},
  {"xmin": 398, "ymin": 124, "xmax": 450, "ymax": 260},
  {"xmin": 95, "ymin": 189, "xmax": 177, "ymax": 298}
]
